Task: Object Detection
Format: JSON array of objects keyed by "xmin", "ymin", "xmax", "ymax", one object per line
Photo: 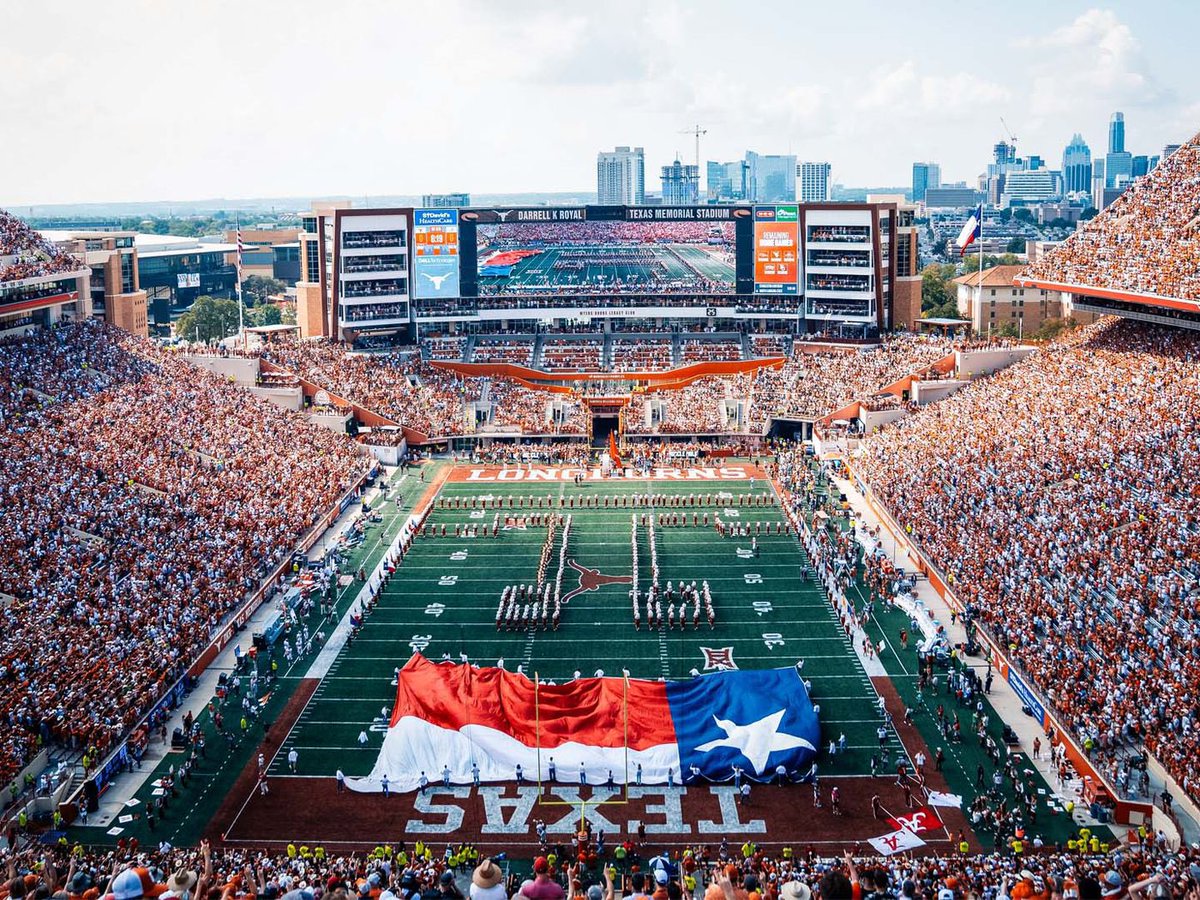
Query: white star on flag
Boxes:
[{"xmin": 694, "ymin": 709, "xmax": 815, "ymax": 774}]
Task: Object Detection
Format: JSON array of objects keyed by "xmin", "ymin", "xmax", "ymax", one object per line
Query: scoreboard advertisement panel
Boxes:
[
  {"xmin": 412, "ymin": 209, "xmax": 460, "ymax": 299},
  {"xmin": 753, "ymin": 205, "xmax": 799, "ymax": 295}
]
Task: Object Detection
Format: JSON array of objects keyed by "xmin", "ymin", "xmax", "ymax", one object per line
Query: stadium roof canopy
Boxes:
[{"xmin": 1016, "ymin": 133, "xmax": 1200, "ymax": 314}]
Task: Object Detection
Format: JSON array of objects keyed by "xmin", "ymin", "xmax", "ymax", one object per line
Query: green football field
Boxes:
[
  {"xmin": 489, "ymin": 244, "xmax": 735, "ymax": 292},
  {"xmin": 275, "ymin": 476, "xmax": 889, "ymax": 782},
  {"xmin": 70, "ymin": 463, "xmax": 1076, "ymax": 851}
]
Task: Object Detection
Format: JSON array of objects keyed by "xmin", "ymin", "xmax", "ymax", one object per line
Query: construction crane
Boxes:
[
  {"xmin": 1000, "ymin": 117, "xmax": 1019, "ymax": 149},
  {"xmin": 679, "ymin": 124, "xmax": 707, "ymax": 171}
]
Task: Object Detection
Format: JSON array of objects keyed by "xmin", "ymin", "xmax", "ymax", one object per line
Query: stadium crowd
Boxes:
[
  {"xmin": 750, "ymin": 336, "xmax": 952, "ymax": 424},
  {"xmin": 257, "ymin": 342, "xmax": 473, "ymax": 436},
  {"xmin": 853, "ymin": 318, "xmax": 1200, "ymax": 802},
  {"xmin": 1, "ymin": 827, "xmax": 1193, "ymax": 900},
  {"xmin": 1022, "ymin": 132, "xmax": 1200, "ymax": 301},
  {"xmin": 0, "ymin": 321, "xmax": 371, "ymax": 788},
  {"xmin": 0, "ymin": 211, "xmax": 82, "ymax": 284}
]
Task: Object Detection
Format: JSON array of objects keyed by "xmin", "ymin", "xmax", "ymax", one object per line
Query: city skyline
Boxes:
[{"xmin": 1, "ymin": 1, "xmax": 1197, "ymax": 206}]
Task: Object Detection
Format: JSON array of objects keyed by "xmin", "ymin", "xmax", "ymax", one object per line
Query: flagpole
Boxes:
[
  {"xmin": 978, "ymin": 202, "xmax": 984, "ymax": 281},
  {"xmin": 235, "ymin": 212, "xmax": 245, "ymax": 347}
]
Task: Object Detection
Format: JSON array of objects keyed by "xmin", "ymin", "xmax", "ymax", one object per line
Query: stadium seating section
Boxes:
[
  {"xmin": 0, "ymin": 210, "xmax": 81, "ymax": 283},
  {"xmin": 0, "ymin": 322, "xmax": 370, "ymax": 787},
  {"xmin": 855, "ymin": 319, "xmax": 1200, "ymax": 799},
  {"xmin": 1023, "ymin": 131, "xmax": 1200, "ymax": 301}
]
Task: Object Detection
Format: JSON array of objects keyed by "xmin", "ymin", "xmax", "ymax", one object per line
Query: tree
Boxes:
[
  {"xmin": 921, "ymin": 263, "xmax": 961, "ymax": 319},
  {"xmin": 246, "ymin": 303, "xmax": 282, "ymax": 328},
  {"xmin": 1081, "ymin": 207, "xmax": 1099, "ymax": 221},
  {"xmin": 1031, "ymin": 317, "xmax": 1080, "ymax": 342},
  {"xmin": 994, "ymin": 321, "xmax": 1021, "ymax": 338},
  {"xmin": 1006, "ymin": 236, "xmax": 1026, "ymax": 254},
  {"xmin": 1013, "ymin": 208, "xmax": 1035, "ymax": 224},
  {"xmin": 174, "ymin": 295, "xmax": 245, "ymax": 343},
  {"xmin": 242, "ymin": 275, "xmax": 287, "ymax": 306}
]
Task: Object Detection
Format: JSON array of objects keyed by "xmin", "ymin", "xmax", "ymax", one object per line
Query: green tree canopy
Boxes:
[
  {"xmin": 241, "ymin": 275, "xmax": 288, "ymax": 306},
  {"xmin": 245, "ymin": 303, "xmax": 283, "ymax": 328},
  {"xmin": 174, "ymin": 295, "xmax": 244, "ymax": 343}
]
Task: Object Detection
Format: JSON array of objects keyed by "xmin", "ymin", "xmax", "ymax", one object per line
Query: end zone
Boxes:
[{"xmin": 446, "ymin": 464, "xmax": 769, "ymax": 483}]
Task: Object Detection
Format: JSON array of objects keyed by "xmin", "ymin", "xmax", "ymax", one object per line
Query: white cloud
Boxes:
[{"xmin": 1021, "ymin": 8, "xmax": 1171, "ymax": 118}]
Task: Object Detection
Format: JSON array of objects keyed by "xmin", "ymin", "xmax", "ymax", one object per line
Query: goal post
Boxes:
[{"xmin": 533, "ymin": 671, "xmax": 631, "ymax": 825}]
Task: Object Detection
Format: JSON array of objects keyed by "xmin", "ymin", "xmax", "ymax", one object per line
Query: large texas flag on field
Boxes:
[{"xmin": 348, "ymin": 655, "xmax": 819, "ymax": 792}]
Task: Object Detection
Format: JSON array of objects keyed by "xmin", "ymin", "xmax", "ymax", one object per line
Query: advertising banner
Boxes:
[{"xmin": 753, "ymin": 206, "xmax": 799, "ymax": 294}]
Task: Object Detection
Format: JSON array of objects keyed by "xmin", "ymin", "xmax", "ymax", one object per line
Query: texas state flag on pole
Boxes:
[
  {"xmin": 348, "ymin": 655, "xmax": 819, "ymax": 792},
  {"xmin": 955, "ymin": 205, "xmax": 982, "ymax": 257}
]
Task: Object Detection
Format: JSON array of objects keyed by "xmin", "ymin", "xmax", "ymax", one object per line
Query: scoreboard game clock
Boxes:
[{"xmin": 412, "ymin": 209, "xmax": 461, "ymax": 299}]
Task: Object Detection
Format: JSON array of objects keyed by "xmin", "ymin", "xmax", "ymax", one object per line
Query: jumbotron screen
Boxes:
[{"xmin": 471, "ymin": 210, "xmax": 738, "ymax": 296}]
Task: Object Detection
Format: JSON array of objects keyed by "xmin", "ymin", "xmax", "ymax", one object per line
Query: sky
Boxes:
[{"xmin": 1, "ymin": 0, "xmax": 1197, "ymax": 207}]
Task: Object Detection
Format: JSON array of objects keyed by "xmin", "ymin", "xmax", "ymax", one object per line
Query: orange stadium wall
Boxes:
[
  {"xmin": 841, "ymin": 459, "xmax": 1153, "ymax": 826},
  {"xmin": 430, "ymin": 357, "xmax": 783, "ymax": 388}
]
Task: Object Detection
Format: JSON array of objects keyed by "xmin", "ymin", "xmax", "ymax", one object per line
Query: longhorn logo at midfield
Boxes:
[{"xmin": 560, "ymin": 559, "xmax": 633, "ymax": 604}]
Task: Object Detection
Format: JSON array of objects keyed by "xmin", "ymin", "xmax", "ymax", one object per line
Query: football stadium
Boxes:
[{"xmin": 3, "ymin": 16, "xmax": 1200, "ymax": 899}]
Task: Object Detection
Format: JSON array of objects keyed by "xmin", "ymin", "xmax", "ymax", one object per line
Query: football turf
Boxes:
[
  {"xmin": 277, "ymin": 476, "xmax": 888, "ymax": 783},
  {"xmin": 71, "ymin": 463, "xmax": 1077, "ymax": 851}
]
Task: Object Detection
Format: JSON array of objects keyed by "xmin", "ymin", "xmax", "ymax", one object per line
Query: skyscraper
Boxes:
[
  {"xmin": 798, "ymin": 162, "xmax": 832, "ymax": 202},
  {"xmin": 1109, "ymin": 112, "xmax": 1125, "ymax": 153},
  {"xmin": 912, "ymin": 162, "xmax": 942, "ymax": 202},
  {"xmin": 597, "ymin": 146, "xmax": 645, "ymax": 205},
  {"xmin": 1104, "ymin": 112, "xmax": 1132, "ymax": 188},
  {"xmin": 1061, "ymin": 134, "xmax": 1092, "ymax": 196},
  {"xmin": 660, "ymin": 160, "xmax": 700, "ymax": 205},
  {"xmin": 745, "ymin": 151, "xmax": 796, "ymax": 202},
  {"xmin": 706, "ymin": 160, "xmax": 748, "ymax": 201}
]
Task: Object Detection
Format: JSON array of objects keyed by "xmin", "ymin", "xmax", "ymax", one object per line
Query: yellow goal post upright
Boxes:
[{"xmin": 533, "ymin": 671, "xmax": 631, "ymax": 832}]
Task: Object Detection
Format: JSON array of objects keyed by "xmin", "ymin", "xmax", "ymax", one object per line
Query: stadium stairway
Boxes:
[
  {"xmin": 463, "ymin": 334, "xmax": 477, "ymax": 364},
  {"xmin": 740, "ymin": 332, "xmax": 754, "ymax": 360},
  {"xmin": 670, "ymin": 333, "xmax": 683, "ymax": 367},
  {"xmin": 532, "ymin": 333, "xmax": 547, "ymax": 368},
  {"xmin": 601, "ymin": 333, "xmax": 614, "ymax": 370}
]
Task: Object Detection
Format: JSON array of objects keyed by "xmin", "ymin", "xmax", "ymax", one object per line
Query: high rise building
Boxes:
[
  {"xmin": 745, "ymin": 151, "xmax": 796, "ymax": 202},
  {"xmin": 1163, "ymin": 143, "xmax": 1182, "ymax": 160},
  {"xmin": 1105, "ymin": 150, "xmax": 1133, "ymax": 187},
  {"xmin": 1109, "ymin": 112, "xmax": 1125, "ymax": 153},
  {"xmin": 1104, "ymin": 112, "xmax": 1132, "ymax": 187},
  {"xmin": 660, "ymin": 160, "xmax": 700, "ymax": 205},
  {"xmin": 596, "ymin": 146, "xmax": 645, "ymax": 205},
  {"xmin": 1062, "ymin": 134, "xmax": 1092, "ymax": 196},
  {"xmin": 421, "ymin": 193, "xmax": 470, "ymax": 208},
  {"xmin": 798, "ymin": 162, "xmax": 832, "ymax": 202},
  {"xmin": 706, "ymin": 160, "xmax": 748, "ymax": 201},
  {"xmin": 1091, "ymin": 159, "xmax": 1106, "ymax": 208},
  {"xmin": 1131, "ymin": 155, "xmax": 1150, "ymax": 178},
  {"xmin": 912, "ymin": 162, "xmax": 942, "ymax": 202}
]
